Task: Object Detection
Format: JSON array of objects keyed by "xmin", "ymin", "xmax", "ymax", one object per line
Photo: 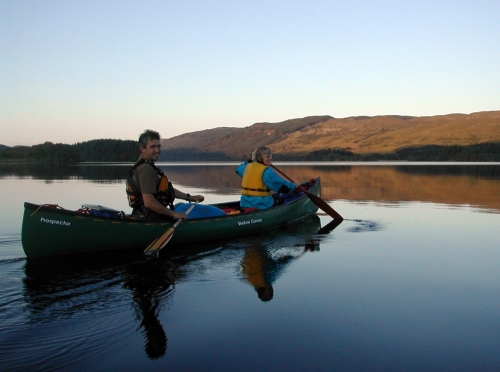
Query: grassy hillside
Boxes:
[
  {"xmin": 161, "ymin": 116, "xmax": 333, "ymax": 160},
  {"xmin": 160, "ymin": 111, "xmax": 500, "ymax": 160},
  {"xmin": 258, "ymin": 111, "xmax": 500, "ymax": 155}
]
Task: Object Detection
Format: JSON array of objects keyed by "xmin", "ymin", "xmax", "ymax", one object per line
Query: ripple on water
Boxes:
[
  {"xmin": 0, "ymin": 235, "xmax": 24, "ymax": 260},
  {"xmin": 0, "ymin": 258, "xmax": 27, "ymax": 328},
  {"xmin": 0, "ymin": 255, "xmax": 146, "ymax": 371},
  {"xmin": 0, "ymin": 308, "xmax": 137, "ymax": 371},
  {"xmin": 345, "ymin": 219, "xmax": 383, "ymax": 233}
]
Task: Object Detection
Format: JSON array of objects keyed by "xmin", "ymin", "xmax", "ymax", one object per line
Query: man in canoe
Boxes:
[
  {"xmin": 236, "ymin": 146, "xmax": 299, "ymax": 210},
  {"xmin": 126, "ymin": 129, "xmax": 204, "ymax": 220}
]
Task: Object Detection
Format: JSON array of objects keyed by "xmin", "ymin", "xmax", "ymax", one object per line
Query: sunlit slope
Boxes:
[
  {"xmin": 161, "ymin": 116, "xmax": 332, "ymax": 159},
  {"xmin": 161, "ymin": 111, "xmax": 500, "ymax": 157}
]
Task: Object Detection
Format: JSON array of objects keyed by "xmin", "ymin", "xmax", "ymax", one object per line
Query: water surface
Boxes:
[{"xmin": 1, "ymin": 162, "xmax": 500, "ymax": 371}]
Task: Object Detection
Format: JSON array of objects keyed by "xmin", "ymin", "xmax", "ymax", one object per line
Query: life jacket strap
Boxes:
[{"xmin": 242, "ymin": 187, "xmax": 270, "ymax": 192}]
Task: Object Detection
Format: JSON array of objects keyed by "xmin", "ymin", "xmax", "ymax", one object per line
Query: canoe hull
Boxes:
[{"xmin": 22, "ymin": 178, "xmax": 322, "ymax": 258}]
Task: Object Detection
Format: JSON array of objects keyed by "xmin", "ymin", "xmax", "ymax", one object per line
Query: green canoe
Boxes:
[{"xmin": 22, "ymin": 178, "xmax": 322, "ymax": 259}]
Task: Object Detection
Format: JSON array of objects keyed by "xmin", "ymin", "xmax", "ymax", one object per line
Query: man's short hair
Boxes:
[{"xmin": 138, "ymin": 130, "xmax": 160, "ymax": 148}]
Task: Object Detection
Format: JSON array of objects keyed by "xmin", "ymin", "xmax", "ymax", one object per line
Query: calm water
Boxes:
[{"xmin": 1, "ymin": 162, "xmax": 500, "ymax": 371}]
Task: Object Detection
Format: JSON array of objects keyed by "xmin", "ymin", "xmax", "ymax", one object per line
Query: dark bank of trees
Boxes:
[
  {"xmin": 391, "ymin": 143, "xmax": 500, "ymax": 162},
  {"xmin": 279, "ymin": 143, "xmax": 500, "ymax": 162},
  {"xmin": 0, "ymin": 142, "xmax": 82, "ymax": 162},
  {"xmin": 73, "ymin": 139, "xmax": 138, "ymax": 161},
  {"xmin": 159, "ymin": 148, "xmax": 232, "ymax": 161},
  {"xmin": 1, "ymin": 140, "xmax": 500, "ymax": 162},
  {"xmin": 0, "ymin": 139, "xmax": 138, "ymax": 162}
]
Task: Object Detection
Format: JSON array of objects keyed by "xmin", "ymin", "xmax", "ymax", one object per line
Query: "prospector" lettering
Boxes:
[
  {"xmin": 40, "ymin": 217, "xmax": 71, "ymax": 227},
  {"xmin": 237, "ymin": 219, "xmax": 262, "ymax": 226}
]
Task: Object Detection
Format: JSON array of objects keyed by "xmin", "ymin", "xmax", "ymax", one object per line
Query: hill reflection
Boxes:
[
  {"xmin": 0, "ymin": 163, "xmax": 129, "ymax": 182},
  {"xmin": 2, "ymin": 163, "xmax": 499, "ymax": 211},
  {"xmin": 161, "ymin": 164, "xmax": 500, "ymax": 212}
]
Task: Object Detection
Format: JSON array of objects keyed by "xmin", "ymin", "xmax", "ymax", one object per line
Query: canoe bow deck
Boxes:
[{"xmin": 22, "ymin": 178, "xmax": 322, "ymax": 258}]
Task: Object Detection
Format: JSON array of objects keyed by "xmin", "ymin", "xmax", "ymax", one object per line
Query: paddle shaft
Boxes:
[
  {"xmin": 272, "ymin": 165, "xmax": 343, "ymax": 220},
  {"xmin": 144, "ymin": 201, "xmax": 199, "ymax": 253},
  {"xmin": 171, "ymin": 204, "xmax": 196, "ymax": 228}
]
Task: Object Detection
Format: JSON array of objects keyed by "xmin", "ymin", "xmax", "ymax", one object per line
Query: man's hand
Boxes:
[{"xmin": 171, "ymin": 211, "xmax": 188, "ymax": 220}]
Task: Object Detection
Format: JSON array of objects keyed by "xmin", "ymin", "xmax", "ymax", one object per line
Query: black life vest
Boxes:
[{"xmin": 126, "ymin": 159, "xmax": 175, "ymax": 213}]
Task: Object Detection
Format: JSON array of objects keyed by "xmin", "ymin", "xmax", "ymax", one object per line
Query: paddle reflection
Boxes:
[{"xmin": 317, "ymin": 218, "xmax": 343, "ymax": 234}]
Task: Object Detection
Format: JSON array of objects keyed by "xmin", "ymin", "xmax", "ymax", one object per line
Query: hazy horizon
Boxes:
[{"xmin": 2, "ymin": 1, "xmax": 499, "ymax": 146}]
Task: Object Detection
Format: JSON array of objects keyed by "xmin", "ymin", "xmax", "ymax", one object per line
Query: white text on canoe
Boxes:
[
  {"xmin": 237, "ymin": 219, "xmax": 263, "ymax": 226},
  {"xmin": 40, "ymin": 217, "xmax": 71, "ymax": 226}
]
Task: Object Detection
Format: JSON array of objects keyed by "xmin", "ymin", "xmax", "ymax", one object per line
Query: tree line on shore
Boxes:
[
  {"xmin": 1, "ymin": 139, "xmax": 499, "ymax": 162},
  {"xmin": 282, "ymin": 143, "xmax": 500, "ymax": 162},
  {"xmin": 0, "ymin": 140, "xmax": 138, "ymax": 162}
]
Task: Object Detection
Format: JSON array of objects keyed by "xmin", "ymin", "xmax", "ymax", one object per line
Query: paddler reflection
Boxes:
[
  {"xmin": 241, "ymin": 246, "xmax": 276, "ymax": 301},
  {"xmin": 123, "ymin": 258, "xmax": 179, "ymax": 359},
  {"xmin": 240, "ymin": 214, "xmax": 336, "ymax": 302}
]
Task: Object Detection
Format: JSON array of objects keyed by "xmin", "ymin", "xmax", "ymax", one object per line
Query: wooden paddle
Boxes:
[
  {"xmin": 272, "ymin": 165, "xmax": 344, "ymax": 221},
  {"xmin": 144, "ymin": 201, "xmax": 199, "ymax": 253}
]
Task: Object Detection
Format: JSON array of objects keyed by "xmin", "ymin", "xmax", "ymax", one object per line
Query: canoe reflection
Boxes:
[{"xmin": 22, "ymin": 214, "xmax": 340, "ymax": 359}]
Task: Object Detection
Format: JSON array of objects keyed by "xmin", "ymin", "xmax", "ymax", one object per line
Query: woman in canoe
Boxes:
[{"xmin": 236, "ymin": 146, "xmax": 299, "ymax": 210}]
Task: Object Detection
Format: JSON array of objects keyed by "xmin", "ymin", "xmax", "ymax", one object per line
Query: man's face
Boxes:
[{"xmin": 141, "ymin": 139, "xmax": 161, "ymax": 161}]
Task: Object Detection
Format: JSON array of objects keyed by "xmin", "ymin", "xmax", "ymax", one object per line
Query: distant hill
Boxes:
[
  {"xmin": 2, "ymin": 111, "xmax": 500, "ymax": 162},
  {"xmin": 161, "ymin": 116, "xmax": 333, "ymax": 160},
  {"xmin": 160, "ymin": 111, "xmax": 500, "ymax": 161}
]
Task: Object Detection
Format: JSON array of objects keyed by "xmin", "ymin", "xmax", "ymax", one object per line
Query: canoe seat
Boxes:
[
  {"xmin": 241, "ymin": 208, "xmax": 259, "ymax": 213},
  {"xmin": 220, "ymin": 208, "xmax": 241, "ymax": 215}
]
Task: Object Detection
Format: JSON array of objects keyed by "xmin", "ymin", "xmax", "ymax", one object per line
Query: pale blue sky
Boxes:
[{"xmin": 1, "ymin": 0, "xmax": 499, "ymax": 146}]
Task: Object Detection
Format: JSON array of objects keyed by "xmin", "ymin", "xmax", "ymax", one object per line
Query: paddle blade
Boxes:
[
  {"xmin": 304, "ymin": 189, "xmax": 344, "ymax": 220},
  {"xmin": 144, "ymin": 227, "xmax": 175, "ymax": 253},
  {"xmin": 143, "ymin": 201, "xmax": 199, "ymax": 255}
]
